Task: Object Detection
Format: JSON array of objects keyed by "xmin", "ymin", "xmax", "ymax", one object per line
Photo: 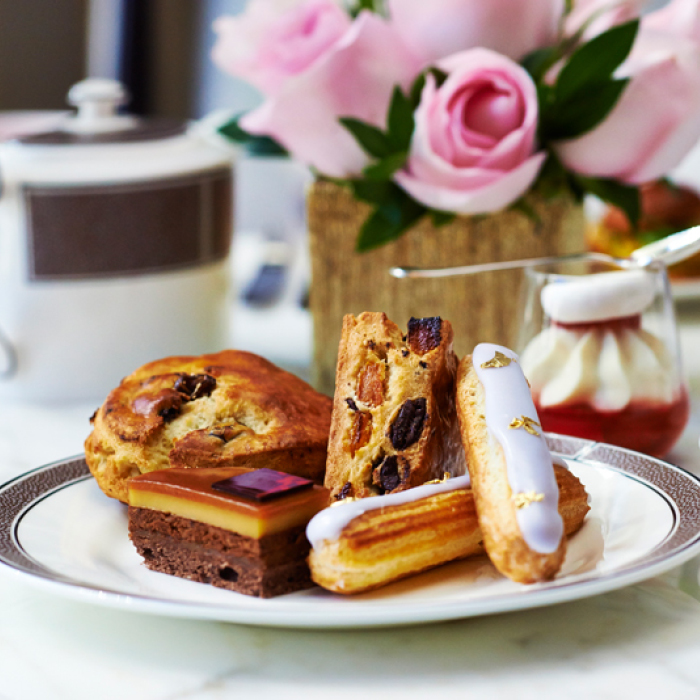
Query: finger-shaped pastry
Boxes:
[
  {"xmin": 307, "ymin": 464, "xmax": 588, "ymax": 594},
  {"xmin": 325, "ymin": 312, "xmax": 465, "ymax": 501},
  {"xmin": 456, "ymin": 344, "xmax": 567, "ymax": 583}
]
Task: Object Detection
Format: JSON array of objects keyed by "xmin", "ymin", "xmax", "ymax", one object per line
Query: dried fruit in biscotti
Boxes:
[
  {"xmin": 325, "ymin": 312, "xmax": 466, "ymax": 500},
  {"xmin": 389, "ymin": 398, "xmax": 427, "ymax": 450}
]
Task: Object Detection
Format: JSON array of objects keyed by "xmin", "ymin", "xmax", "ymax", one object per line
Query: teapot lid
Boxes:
[{"xmin": 17, "ymin": 79, "xmax": 186, "ymax": 145}]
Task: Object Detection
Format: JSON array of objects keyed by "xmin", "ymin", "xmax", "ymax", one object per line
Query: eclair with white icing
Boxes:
[
  {"xmin": 307, "ymin": 465, "xmax": 588, "ymax": 594},
  {"xmin": 456, "ymin": 344, "xmax": 571, "ymax": 583}
]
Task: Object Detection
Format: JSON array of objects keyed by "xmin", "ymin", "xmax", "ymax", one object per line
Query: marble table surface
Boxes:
[{"xmin": 1, "ymin": 303, "xmax": 700, "ymax": 700}]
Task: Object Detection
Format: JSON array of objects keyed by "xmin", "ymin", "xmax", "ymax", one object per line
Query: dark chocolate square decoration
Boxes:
[{"xmin": 211, "ymin": 468, "xmax": 313, "ymax": 502}]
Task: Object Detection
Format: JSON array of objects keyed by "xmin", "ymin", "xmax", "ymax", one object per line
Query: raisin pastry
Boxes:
[
  {"xmin": 85, "ymin": 350, "xmax": 333, "ymax": 503},
  {"xmin": 324, "ymin": 312, "xmax": 465, "ymax": 500}
]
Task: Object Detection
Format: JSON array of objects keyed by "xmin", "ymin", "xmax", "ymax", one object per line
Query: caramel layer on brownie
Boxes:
[{"xmin": 128, "ymin": 467, "xmax": 330, "ymax": 538}]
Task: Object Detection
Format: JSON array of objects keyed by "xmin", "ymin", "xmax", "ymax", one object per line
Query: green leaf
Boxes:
[
  {"xmin": 509, "ymin": 198, "xmax": 541, "ymax": 224},
  {"xmin": 543, "ymin": 78, "xmax": 628, "ymax": 140},
  {"xmin": 409, "ymin": 73, "xmax": 427, "ymax": 107},
  {"xmin": 430, "ymin": 210, "xmax": 456, "ymax": 228},
  {"xmin": 576, "ymin": 175, "xmax": 640, "ymax": 227},
  {"xmin": 362, "ymin": 151, "xmax": 407, "ymax": 180},
  {"xmin": 429, "ymin": 68, "xmax": 449, "ymax": 87},
  {"xmin": 217, "ymin": 115, "xmax": 287, "ymax": 156},
  {"xmin": 387, "ymin": 86, "xmax": 415, "ymax": 151},
  {"xmin": 521, "ymin": 46, "xmax": 560, "ymax": 83},
  {"xmin": 218, "ymin": 116, "xmax": 250, "ymax": 143},
  {"xmin": 339, "ymin": 117, "xmax": 393, "ymax": 158},
  {"xmin": 246, "ymin": 137, "xmax": 289, "ymax": 156},
  {"xmin": 536, "ymin": 83, "xmax": 556, "ymax": 116},
  {"xmin": 355, "ymin": 190, "xmax": 426, "ymax": 251},
  {"xmin": 555, "ymin": 19, "xmax": 638, "ymax": 103},
  {"xmin": 350, "ymin": 179, "xmax": 395, "ymax": 205},
  {"xmin": 348, "ymin": 0, "xmax": 380, "ymax": 17}
]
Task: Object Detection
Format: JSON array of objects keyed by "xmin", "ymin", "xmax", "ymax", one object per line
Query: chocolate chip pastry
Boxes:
[
  {"xmin": 324, "ymin": 312, "xmax": 465, "ymax": 500},
  {"xmin": 85, "ymin": 350, "xmax": 333, "ymax": 503}
]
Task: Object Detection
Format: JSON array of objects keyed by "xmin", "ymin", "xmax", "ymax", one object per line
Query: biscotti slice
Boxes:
[
  {"xmin": 128, "ymin": 466, "xmax": 330, "ymax": 598},
  {"xmin": 86, "ymin": 349, "xmax": 333, "ymax": 503},
  {"xmin": 325, "ymin": 312, "xmax": 465, "ymax": 500}
]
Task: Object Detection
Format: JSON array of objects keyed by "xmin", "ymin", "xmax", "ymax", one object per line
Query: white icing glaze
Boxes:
[
  {"xmin": 541, "ymin": 270, "xmax": 656, "ymax": 323},
  {"xmin": 306, "ymin": 474, "xmax": 471, "ymax": 550},
  {"xmin": 472, "ymin": 343, "xmax": 563, "ymax": 555},
  {"xmin": 521, "ymin": 326, "xmax": 676, "ymax": 410}
]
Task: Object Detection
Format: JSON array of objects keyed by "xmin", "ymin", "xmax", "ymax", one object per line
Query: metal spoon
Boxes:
[{"xmin": 389, "ymin": 225, "xmax": 700, "ymax": 279}]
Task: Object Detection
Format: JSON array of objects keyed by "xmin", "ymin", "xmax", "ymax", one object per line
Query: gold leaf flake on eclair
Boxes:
[
  {"xmin": 424, "ymin": 473, "xmax": 452, "ymax": 486},
  {"xmin": 480, "ymin": 351, "xmax": 514, "ymax": 369},
  {"xmin": 508, "ymin": 415, "xmax": 541, "ymax": 436},
  {"xmin": 512, "ymin": 491, "xmax": 545, "ymax": 509}
]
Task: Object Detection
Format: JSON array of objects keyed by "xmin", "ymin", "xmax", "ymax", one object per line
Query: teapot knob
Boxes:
[{"xmin": 64, "ymin": 79, "xmax": 136, "ymax": 133}]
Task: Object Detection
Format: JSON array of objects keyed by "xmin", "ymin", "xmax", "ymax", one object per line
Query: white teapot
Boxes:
[{"xmin": 0, "ymin": 79, "xmax": 235, "ymax": 401}]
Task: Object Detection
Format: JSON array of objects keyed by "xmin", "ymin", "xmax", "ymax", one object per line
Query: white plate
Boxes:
[{"xmin": 2, "ymin": 435, "xmax": 700, "ymax": 629}]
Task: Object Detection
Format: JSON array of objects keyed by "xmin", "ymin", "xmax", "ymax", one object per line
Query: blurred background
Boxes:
[
  {"xmin": 0, "ymin": 0, "xmax": 695, "ymax": 381},
  {"xmin": 0, "ymin": 0, "xmax": 313, "ymax": 371},
  {"xmin": 0, "ymin": 0, "xmax": 257, "ymax": 119}
]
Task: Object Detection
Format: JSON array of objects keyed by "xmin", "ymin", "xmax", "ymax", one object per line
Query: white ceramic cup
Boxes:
[{"xmin": 0, "ymin": 85, "xmax": 236, "ymax": 402}]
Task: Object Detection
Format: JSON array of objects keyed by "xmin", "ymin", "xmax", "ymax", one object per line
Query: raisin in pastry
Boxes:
[
  {"xmin": 325, "ymin": 312, "xmax": 466, "ymax": 500},
  {"xmin": 85, "ymin": 350, "xmax": 333, "ymax": 503}
]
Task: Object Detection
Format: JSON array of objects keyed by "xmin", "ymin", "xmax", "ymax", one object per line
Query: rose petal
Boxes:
[
  {"xmin": 212, "ymin": 0, "xmax": 349, "ymax": 95},
  {"xmin": 555, "ymin": 33, "xmax": 700, "ymax": 183},
  {"xmin": 643, "ymin": 0, "xmax": 700, "ymax": 43},
  {"xmin": 241, "ymin": 12, "xmax": 421, "ymax": 177},
  {"xmin": 395, "ymin": 152, "xmax": 546, "ymax": 214},
  {"xmin": 387, "ymin": 0, "xmax": 564, "ymax": 65}
]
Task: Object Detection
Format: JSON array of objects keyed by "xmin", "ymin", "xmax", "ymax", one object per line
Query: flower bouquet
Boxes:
[{"xmin": 213, "ymin": 0, "xmax": 700, "ymax": 390}]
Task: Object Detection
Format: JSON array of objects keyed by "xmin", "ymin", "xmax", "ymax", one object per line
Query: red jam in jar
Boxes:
[{"xmin": 534, "ymin": 389, "xmax": 690, "ymax": 458}]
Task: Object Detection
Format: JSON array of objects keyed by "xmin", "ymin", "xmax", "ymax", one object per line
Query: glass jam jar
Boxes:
[{"xmin": 518, "ymin": 258, "xmax": 689, "ymax": 457}]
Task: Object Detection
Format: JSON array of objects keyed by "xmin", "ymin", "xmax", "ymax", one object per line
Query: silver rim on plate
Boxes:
[{"xmin": 1, "ymin": 435, "xmax": 700, "ymax": 628}]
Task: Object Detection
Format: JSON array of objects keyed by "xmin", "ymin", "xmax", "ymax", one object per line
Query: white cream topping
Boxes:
[
  {"xmin": 473, "ymin": 343, "xmax": 563, "ymax": 555},
  {"xmin": 306, "ymin": 474, "xmax": 471, "ymax": 550},
  {"xmin": 521, "ymin": 326, "xmax": 676, "ymax": 410},
  {"xmin": 541, "ymin": 270, "xmax": 656, "ymax": 323}
]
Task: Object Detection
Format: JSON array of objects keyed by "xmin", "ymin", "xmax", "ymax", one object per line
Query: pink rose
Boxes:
[
  {"xmin": 241, "ymin": 12, "xmax": 421, "ymax": 177},
  {"xmin": 645, "ymin": 0, "xmax": 700, "ymax": 42},
  {"xmin": 212, "ymin": 0, "xmax": 351, "ymax": 96},
  {"xmin": 394, "ymin": 49, "xmax": 545, "ymax": 215},
  {"xmin": 554, "ymin": 26, "xmax": 700, "ymax": 183},
  {"xmin": 387, "ymin": 0, "xmax": 564, "ymax": 65},
  {"xmin": 565, "ymin": 0, "xmax": 643, "ymax": 40}
]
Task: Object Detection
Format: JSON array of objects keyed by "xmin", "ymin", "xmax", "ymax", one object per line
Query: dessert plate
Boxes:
[{"xmin": 1, "ymin": 435, "xmax": 700, "ymax": 629}]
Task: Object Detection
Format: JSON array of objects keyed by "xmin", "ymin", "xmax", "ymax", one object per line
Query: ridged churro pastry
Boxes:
[
  {"xmin": 456, "ymin": 343, "xmax": 569, "ymax": 583},
  {"xmin": 86, "ymin": 350, "xmax": 333, "ymax": 503},
  {"xmin": 307, "ymin": 464, "xmax": 588, "ymax": 594},
  {"xmin": 325, "ymin": 312, "xmax": 465, "ymax": 500}
]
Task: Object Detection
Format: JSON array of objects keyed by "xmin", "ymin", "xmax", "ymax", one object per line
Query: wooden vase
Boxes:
[{"xmin": 307, "ymin": 180, "xmax": 585, "ymax": 395}]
